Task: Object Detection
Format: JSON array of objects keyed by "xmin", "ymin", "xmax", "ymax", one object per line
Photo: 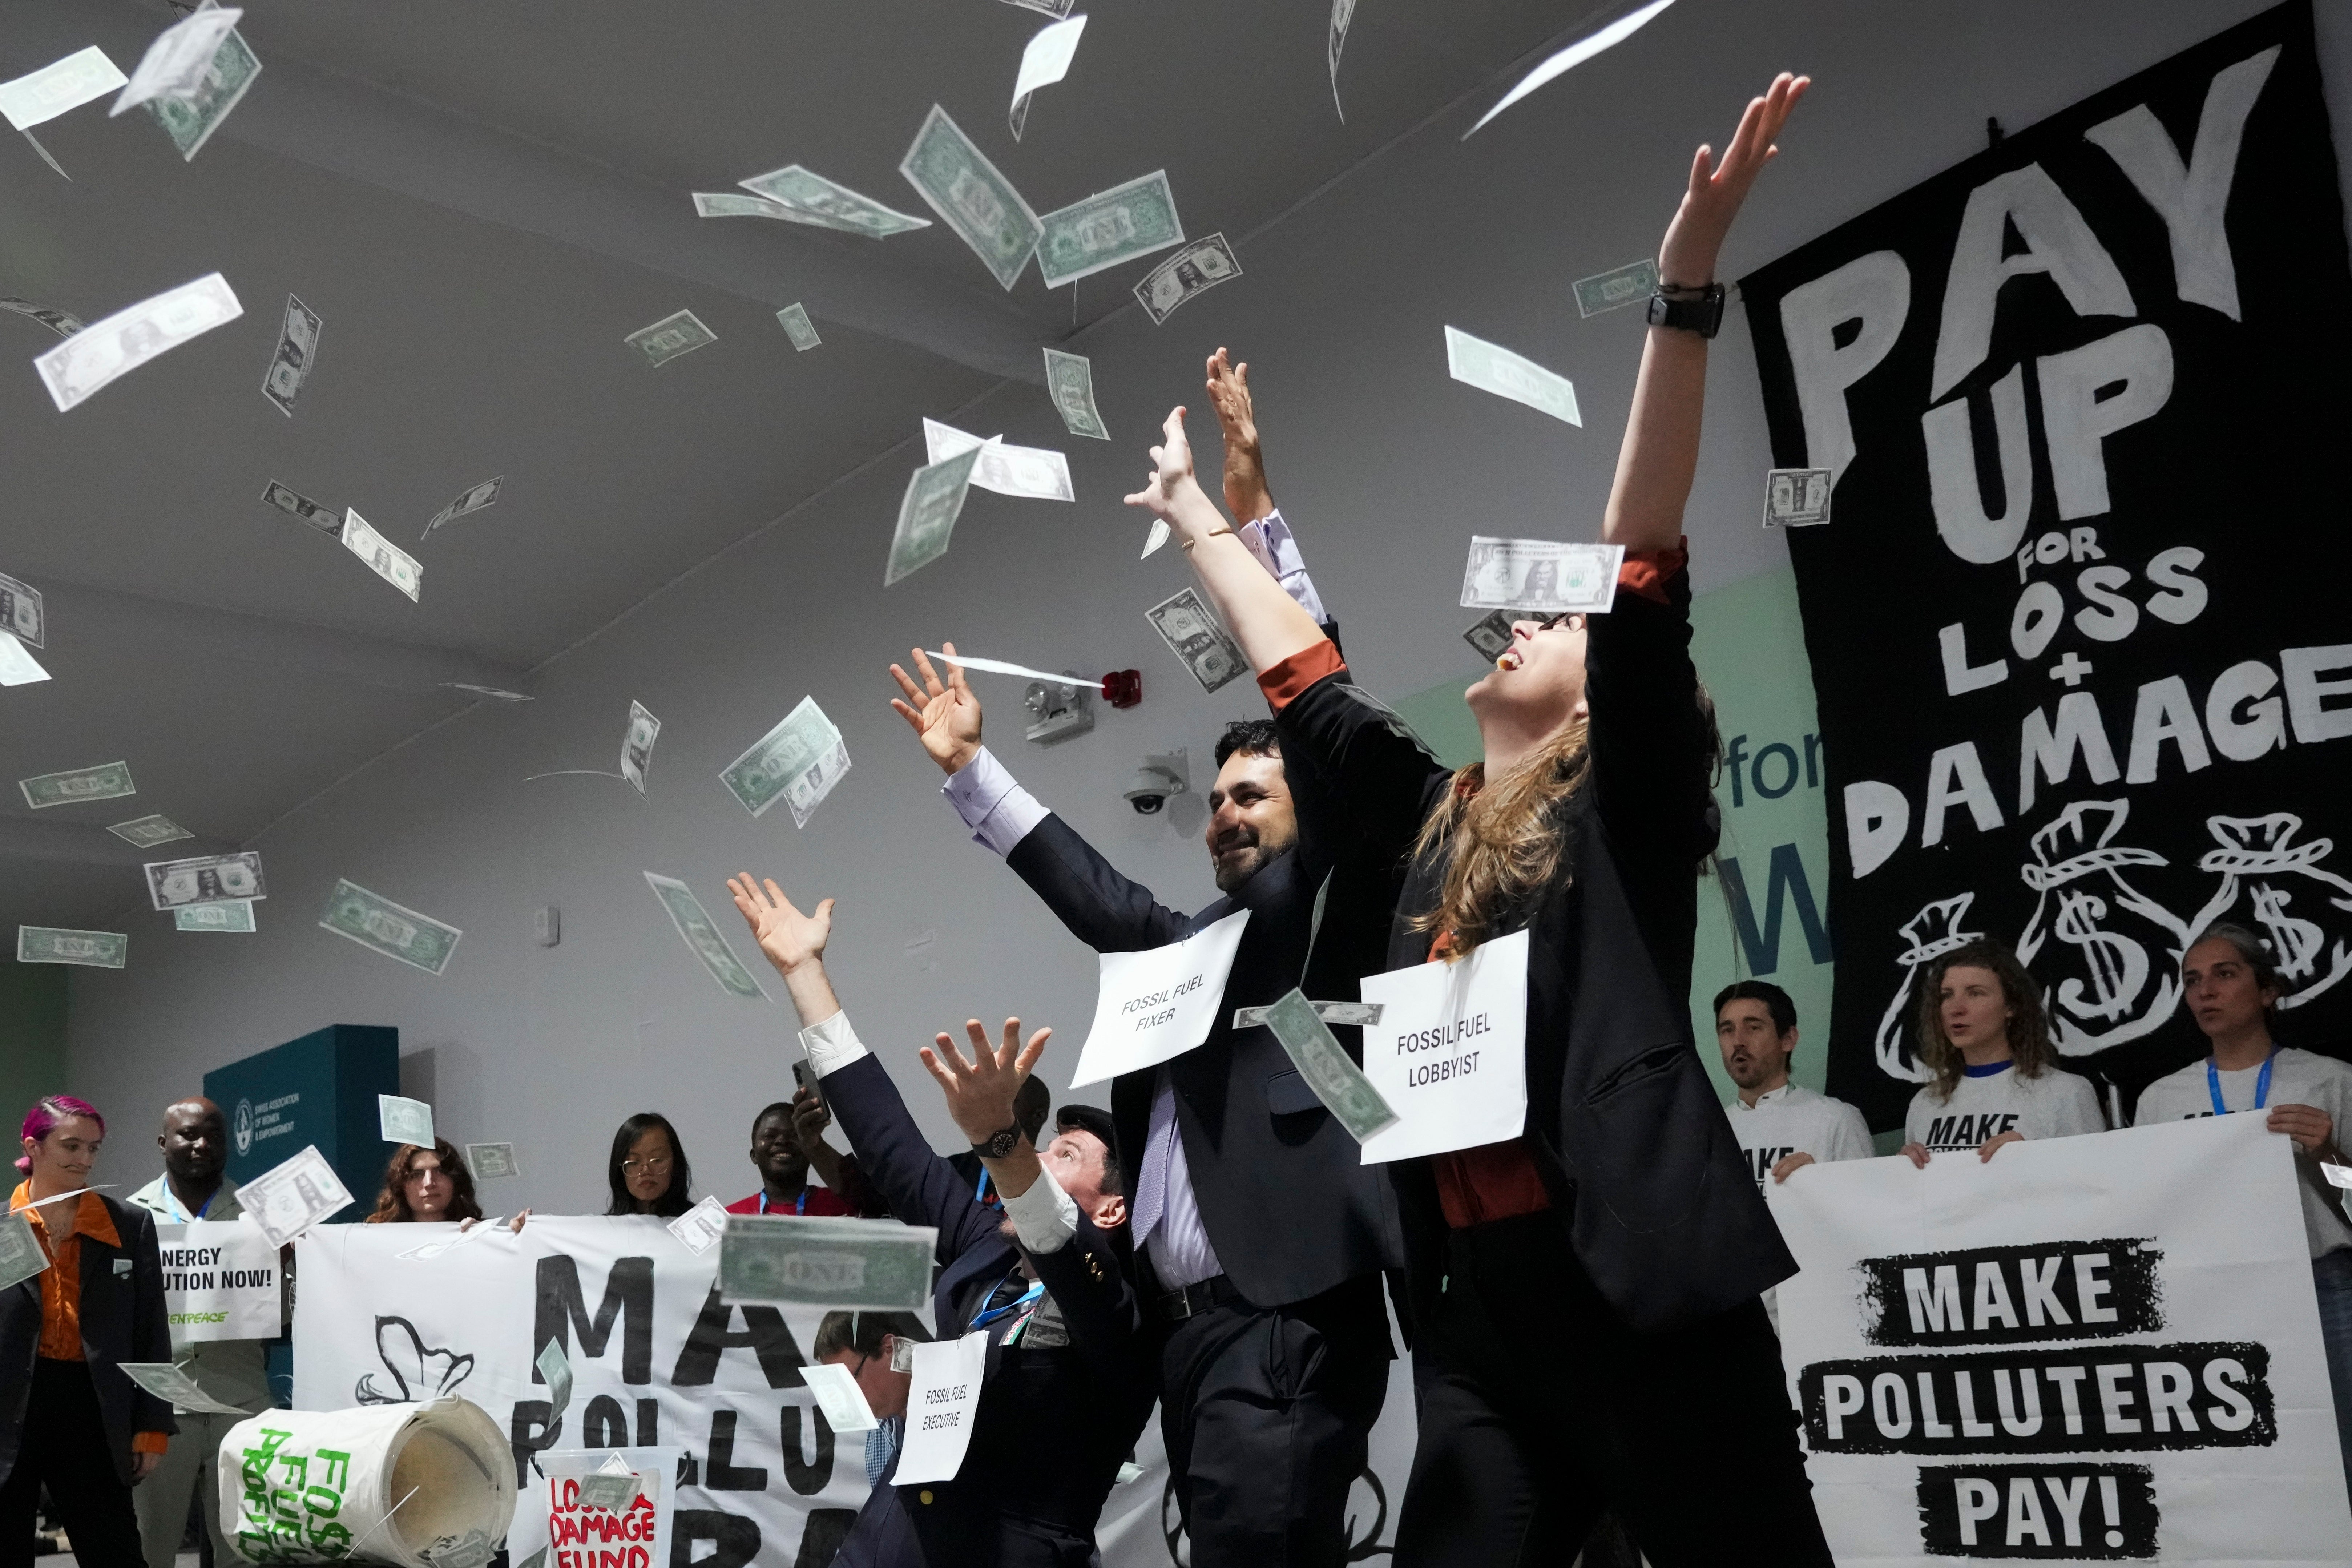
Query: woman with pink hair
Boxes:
[{"xmin": 2, "ymin": 1094, "xmax": 175, "ymax": 1564}]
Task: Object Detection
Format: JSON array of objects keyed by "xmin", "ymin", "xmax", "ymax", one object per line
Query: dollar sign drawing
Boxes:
[
  {"xmin": 2250, "ymin": 883, "xmax": 2326, "ymax": 983},
  {"xmin": 2053, "ymin": 889, "xmax": 2147, "ymax": 1025}
]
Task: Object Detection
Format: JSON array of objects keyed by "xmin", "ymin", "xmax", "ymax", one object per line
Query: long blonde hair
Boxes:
[
  {"xmin": 1914, "ymin": 939, "xmax": 2058, "ymax": 1103},
  {"xmin": 1408, "ymin": 718, "xmax": 1592, "ymax": 954}
]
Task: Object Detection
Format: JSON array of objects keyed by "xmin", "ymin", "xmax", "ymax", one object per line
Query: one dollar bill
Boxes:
[
  {"xmin": 319, "ymin": 879, "xmax": 462, "ymax": 975},
  {"xmin": 341, "ymin": 510, "xmax": 421, "ymax": 601},
  {"xmin": 1459, "ymin": 537, "xmax": 1622, "ymax": 614},
  {"xmin": 109, "ymin": 814, "xmax": 191, "ymax": 848},
  {"xmin": 17, "ymin": 926, "xmax": 126, "ymax": 968},
  {"xmin": 1042, "ymin": 348, "xmax": 1108, "ymax": 440},
  {"xmin": 21, "ymin": 761, "xmax": 134, "ymax": 809},
  {"xmin": 718, "ymin": 1214, "xmax": 940, "ymax": 1310},
  {"xmin": 899, "ymin": 105, "xmax": 1041, "ymax": 291},
  {"xmin": 643, "ymin": 872, "xmax": 766, "ymax": 999},
  {"xmin": 0, "ymin": 571, "xmax": 45, "ymax": 647},
  {"xmin": 146, "ymin": 851, "xmax": 264, "ymax": 910},
  {"xmin": 1571, "ymin": 258, "xmax": 1658, "ymax": 317},
  {"xmin": 1444, "ymin": 326, "xmax": 1580, "ymax": 426},
  {"xmin": 1145, "ymin": 587, "xmax": 1245, "ymax": 693},
  {"xmin": 884, "ymin": 443, "xmax": 987, "ymax": 587},
  {"xmin": 1133, "ymin": 234, "xmax": 1240, "ymax": 325},
  {"xmin": 626, "ymin": 309, "xmax": 715, "ymax": 367},
  {"xmin": 175, "ymin": 900, "xmax": 255, "ymax": 933},
  {"xmin": 719, "ymin": 696, "xmax": 850, "ymax": 828},
  {"xmin": 1036, "ymin": 169, "xmax": 1182, "ymax": 288},
  {"xmin": 261, "ymin": 293, "xmax": 320, "ymax": 416},
  {"xmin": 1260, "ymin": 989, "xmax": 1397, "ymax": 1144},
  {"xmin": 1233, "ymin": 1000, "xmax": 1383, "ymax": 1029},
  {"xmin": 34, "ymin": 273, "xmax": 243, "ymax": 413},
  {"xmin": 736, "ymin": 166, "xmax": 932, "ymax": 238}
]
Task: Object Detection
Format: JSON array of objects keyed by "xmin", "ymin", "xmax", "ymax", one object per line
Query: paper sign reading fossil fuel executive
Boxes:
[
  {"xmin": 1067, "ymin": 909, "xmax": 1251, "ymax": 1088},
  {"xmin": 892, "ymin": 1330, "xmax": 991, "ymax": 1484},
  {"xmin": 1355, "ymin": 927, "xmax": 1529, "ymax": 1162}
]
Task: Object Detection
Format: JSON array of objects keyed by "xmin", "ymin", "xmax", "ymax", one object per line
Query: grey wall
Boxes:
[{"xmin": 63, "ymin": 0, "xmax": 2352, "ymax": 1210}]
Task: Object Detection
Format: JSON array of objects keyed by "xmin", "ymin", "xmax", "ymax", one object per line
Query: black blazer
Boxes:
[
  {"xmin": 0, "ymin": 1193, "xmax": 176, "ymax": 1485},
  {"xmin": 1273, "ymin": 563, "xmax": 1797, "ymax": 1334},
  {"xmin": 1005, "ymin": 806, "xmax": 1405, "ymax": 1309},
  {"xmin": 820, "ymin": 1052, "xmax": 1155, "ymax": 1567}
]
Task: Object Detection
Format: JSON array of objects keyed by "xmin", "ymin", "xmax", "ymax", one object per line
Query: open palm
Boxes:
[
  {"xmin": 887, "ymin": 645, "xmax": 983, "ymax": 774},
  {"xmin": 726, "ymin": 874, "xmax": 832, "ymax": 975}
]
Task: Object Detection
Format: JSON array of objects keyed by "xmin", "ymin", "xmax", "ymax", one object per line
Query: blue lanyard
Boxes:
[
  {"xmin": 2207, "ymin": 1051, "xmax": 2276, "ymax": 1116},
  {"xmin": 968, "ymin": 1269, "xmax": 1044, "ymax": 1331},
  {"xmin": 974, "ymin": 1168, "xmax": 993, "ymax": 1206},
  {"xmin": 759, "ymin": 1189, "xmax": 809, "ymax": 1216}
]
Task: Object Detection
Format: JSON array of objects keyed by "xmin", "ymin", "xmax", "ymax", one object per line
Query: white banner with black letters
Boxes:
[{"xmin": 1770, "ymin": 1116, "xmax": 2349, "ymax": 1563}]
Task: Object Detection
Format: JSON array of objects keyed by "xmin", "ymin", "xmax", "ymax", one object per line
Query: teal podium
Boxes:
[{"xmin": 204, "ymin": 1023, "xmax": 400, "ymax": 1218}]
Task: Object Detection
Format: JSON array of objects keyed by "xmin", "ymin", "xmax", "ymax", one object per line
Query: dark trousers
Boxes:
[
  {"xmin": 0, "ymin": 1359, "xmax": 152, "ymax": 1568},
  {"xmin": 1392, "ymin": 1213, "xmax": 1832, "ymax": 1568},
  {"xmin": 1156, "ymin": 1279, "xmax": 1390, "ymax": 1568}
]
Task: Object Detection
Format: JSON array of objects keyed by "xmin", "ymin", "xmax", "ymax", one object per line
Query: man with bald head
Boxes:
[{"xmin": 128, "ymin": 1097, "xmax": 277, "ymax": 1567}]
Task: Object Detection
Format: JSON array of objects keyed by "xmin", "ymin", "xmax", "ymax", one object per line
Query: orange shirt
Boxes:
[{"xmin": 12, "ymin": 1184, "xmax": 170, "ymax": 1452}]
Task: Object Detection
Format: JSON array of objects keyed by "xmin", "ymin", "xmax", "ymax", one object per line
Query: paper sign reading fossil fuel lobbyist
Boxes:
[{"xmin": 1355, "ymin": 928, "xmax": 1529, "ymax": 1162}]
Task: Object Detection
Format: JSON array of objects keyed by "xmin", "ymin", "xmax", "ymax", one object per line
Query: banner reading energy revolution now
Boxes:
[
  {"xmin": 1771, "ymin": 1117, "xmax": 2349, "ymax": 1561},
  {"xmin": 1742, "ymin": 0, "xmax": 2352, "ymax": 1128}
]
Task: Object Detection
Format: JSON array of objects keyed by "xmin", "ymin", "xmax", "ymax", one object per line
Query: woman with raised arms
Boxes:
[{"xmin": 1122, "ymin": 74, "xmax": 1831, "ymax": 1567}]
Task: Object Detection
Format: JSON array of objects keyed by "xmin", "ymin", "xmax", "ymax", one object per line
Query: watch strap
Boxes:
[
  {"xmin": 970, "ymin": 1125, "xmax": 1021, "ymax": 1158},
  {"xmin": 1646, "ymin": 282, "xmax": 1726, "ymax": 339}
]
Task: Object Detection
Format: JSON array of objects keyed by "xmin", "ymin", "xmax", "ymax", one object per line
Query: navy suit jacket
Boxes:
[{"xmin": 820, "ymin": 1052, "xmax": 1153, "ymax": 1568}]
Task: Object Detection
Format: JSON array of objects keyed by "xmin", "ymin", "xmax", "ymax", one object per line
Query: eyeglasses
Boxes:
[{"xmin": 621, "ymin": 1155, "xmax": 673, "ymax": 1176}]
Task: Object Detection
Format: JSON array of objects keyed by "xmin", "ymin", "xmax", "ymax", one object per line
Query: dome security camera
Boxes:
[{"xmin": 1123, "ymin": 759, "xmax": 1188, "ymax": 814}]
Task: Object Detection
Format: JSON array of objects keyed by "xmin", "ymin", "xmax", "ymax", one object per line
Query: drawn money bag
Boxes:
[
  {"xmin": 1875, "ymin": 894, "xmax": 1984, "ymax": 1084},
  {"xmin": 2016, "ymin": 800, "xmax": 2190, "ymax": 1055},
  {"xmin": 2190, "ymin": 814, "xmax": 2352, "ymax": 1011}
]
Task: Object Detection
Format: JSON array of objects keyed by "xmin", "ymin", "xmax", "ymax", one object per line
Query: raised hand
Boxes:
[
  {"xmin": 887, "ymin": 644, "xmax": 984, "ymax": 774},
  {"xmin": 919, "ymin": 1017, "xmax": 1049, "ymax": 1148},
  {"xmin": 726, "ymin": 874, "xmax": 833, "ymax": 977},
  {"xmin": 1658, "ymin": 72, "xmax": 1810, "ymax": 287},
  {"xmin": 1205, "ymin": 348, "xmax": 1272, "ymax": 525},
  {"xmin": 1122, "ymin": 405, "xmax": 1206, "ymax": 525}
]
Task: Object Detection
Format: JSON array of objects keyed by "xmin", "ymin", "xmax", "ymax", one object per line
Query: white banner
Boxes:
[
  {"xmin": 1770, "ymin": 1116, "xmax": 2351, "ymax": 1564},
  {"xmin": 158, "ymin": 1218, "xmax": 280, "ymax": 1343}
]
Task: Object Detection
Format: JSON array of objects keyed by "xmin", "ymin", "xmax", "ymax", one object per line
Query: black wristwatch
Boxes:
[
  {"xmin": 1646, "ymin": 281, "xmax": 1726, "ymax": 338},
  {"xmin": 970, "ymin": 1125, "xmax": 1022, "ymax": 1159}
]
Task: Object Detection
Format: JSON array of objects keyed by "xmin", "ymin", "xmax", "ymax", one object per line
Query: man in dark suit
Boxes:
[
  {"xmin": 726, "ymin": 874, "xmax": 1157, "ymax": 1568},
  {"xmin": 887, "ymin": 388, "xmax": 1403, "ymax": 1568},
  {"xmin": 4, "ymin": 1095, "xmax": 176, "ymax": 1567}
]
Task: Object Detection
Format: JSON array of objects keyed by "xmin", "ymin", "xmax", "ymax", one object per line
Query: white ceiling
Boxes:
[{"xmin": 0, "ymin": 0, "xmax": 1593, "ymax": 931}]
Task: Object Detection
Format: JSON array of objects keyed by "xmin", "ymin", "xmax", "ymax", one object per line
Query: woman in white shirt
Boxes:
[
  {"xmin": 2131, "ymin": 922, "xmax": 2352, "ymax": 1491},
  {"xmin": 1900, "ymin": 939, "xmax": 2105, "ymax": 1166}
]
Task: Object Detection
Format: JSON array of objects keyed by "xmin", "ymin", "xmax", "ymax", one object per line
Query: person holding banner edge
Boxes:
[
  {"xmin": 886, "ymin": 353, "xmax": 1402, "ymax": 1568},
  {"xmin": 1123, "ymin": 73, "xmax": 1831, "ymax": 1564},
  {"xmin": 127, "ymin": 1096, "xmax": 277, "ymax": 1568},
  {"xmin": 725, "ymin": 872, "xmax": 1157, "ymax": 1568},
  {"xmin": 1897, "ymin": 939, "xmax": 2105, "ymax": 1166},
  {"xmin": 2131, "ymin": 922, "xmax": 2352, "ymax": 1488}
]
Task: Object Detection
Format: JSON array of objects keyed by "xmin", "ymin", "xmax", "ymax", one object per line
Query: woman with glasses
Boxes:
[
  {"xmin": 1122, "ymin": 75, "xmax": 1831, "ymax": 1566},
  {"xmin": 363, "ymin": 1138, "xmax": 486, "ymax": 1225},
  {"xmin": 606, "ymin": 1112, "xmax": 695, "ymax": 1219}
]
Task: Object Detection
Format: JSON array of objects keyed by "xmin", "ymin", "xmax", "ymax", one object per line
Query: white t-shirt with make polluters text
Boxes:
[
  {"xmin": 1904, "ymin": 1061, "xmax": 2106, "ymax": 1155},
  {"xmin": 2132, "ymin": 1046, "xmax": 2352, "ymax": 1260},
  {"xmin": 1726, "ymin": 1082, "xmax": 1876, "ymax": 1190}
]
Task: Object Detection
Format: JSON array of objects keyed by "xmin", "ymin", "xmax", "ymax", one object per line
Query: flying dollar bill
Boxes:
[
  {"xmin": 0, "ymin": 571, "xmax": 44, "ymax": 647},
  {"xmin": 421, "ymin": 476, "xmax": 502, "ymax": 540},
  {"xmin": 1042, "ymin": 348, "xmax": 1108, "ymax": 440},
  {"xmin": 1444, "ymin": 326, "xmax": 1580, "ymax": 426},
  {"xmin": 261, "ymin": 294, "xmax": 319, "ymax": 416},
  {"xmin": 1133, "ymin": 234, "xmax": 1240, "ymax": 325},
  {"xmin": 626, "ymin": 309, "xmax": 715, "ymax": 367},
  {"xmin": 17, "ymin": 926, "xmax": 126, "ymax": 968},
  {"xmin": 643, "ymin": 872, "xmax": 767, "ymax": 999},
  {"xmin": 667, "ymin": 1194, "xmax": 729, "ymax": 1255},
  {"xmin": 620, "ymin": 701, "xmax": 660, "ymax": 795},
  {"xmin": 140, "ymin": 15, "xmax": 260, "ymax": 162},
  {"xmin": 1328, "ymin": 0, "xmax": 1356, "ymax": 118},
  {"xmin": 692, "ymin": 191, "xmax": 821, "ymax": 223},
  {"xmin": 1461, "ymin": 608, "xmax": 1517, "ymax": 662},
  {"xmin": 1009, "ymin": 13, "xmax": 1087, "ymax": 140},
  {"xmin": 1232, "ymin": 999, "xmax": 1384, "ymax": 1029},
  {"xmin": 1261, "ymin": 989, "xmax": 1398, "ymax": 1143},
  {"xmin": 884, "ymin": 443, "xmax": 987, "ymax": 586},
  {"xmin": 576, "ymin": 1462, "xmax": 641, "ymax": 1514},
  {"xmin": 34, "ymin": 272, "xmax": 242, "ymax": 412},
  {"xmin": 998, "ymin": 0, "xmax": 1075, "ymax": 13},
  {"xmin": 0, "ymin": 1213, "xmax": 46, "ymax": 1292},
  {"xmin": 922, "ymin": 419, "xmax": 1073, "ymax": 502},
  {"xmin": 1468, "ymin": 0, "xmax": 1677, "ymax": 138},
  {"xmin": 236, "ymin": 1144, "xmax": 354, "ymax": 1246},
  {"xmin": 146, "ymin": 851, "xmax": 264, "ymax": 910},
  {"xmin": 776, "ymin": 303, "xmax": 821, "ymax": 351},
  {"xmin": 800, "ymin": 1360, "xmax": 880, "ymax": 1434},
  {"xmin": 720, "ymin": 696, "xmax": 851, "ymax": 828},
  {"xmin": 468, "ymin": 1142, "xmax": 520, "ymax": 1180},
  {"xmin": 175, "ymin": 900, "xmax": 255, "ymax": 933},
  {"xmin": 1145, "ymin": 587, "xmax": 1246, "ymax": 693},
  {"xmin": 109, "ymin": 814, "xmax": 191, "ymax": 848},
  {"xmin": 1459, "ymin": 537, "xmax": 1623, "ymax": 614},
  {"xmin": 735, "ymin": 166, "xmax": 933, "ymax": 237},
  {"xmin": 0, "ymin": 47, "xmax": 127, "ymax": 132},
  {"xmin": 319, "ymin": 879, "xmax": 462, "ymax": 975},
  {"xmin": 20, "ymin": 761, "xmax": 134, "ymax": 809},
  {"xmin": 0, "ymin": 298, "xmax": 85, "ymax": 338},
  {"xmin": 112, "ymin": 7, "xmax": 241, "ymax": 114},
  {"xmin": 1763, "ymin": 467, "xmax": 1832, "ymax": 528},
  {"xmin": 379, "ymin": 1094, "xmax": 435, "ymax": 1147},
  {"xmin": 1572, "ymin": 257, "xmax": 1659, "ymax": 317},
  {"xmin": 339, "ymin": 510, "xmax": 421, "ymax": 601},
  {"xmin": 261, "ymin": 481, "xmax": 342, "ymax": 535},
  {"xmin": 444, "ymin": 682, "xmax": 531, "ymax": 702},
  {"xmin": 113, "ymin": 1363, "xmax": 259, "ymax": 1416},
  {"xmin": 0, "ymin": 634, "xmax": 45, "ymax": 686},
  {"xmin": 718, "ymin": 1214, "xmax": 940, "ymax": 1310},
  {"xmin": 1036, "ymin": 170, "xmax": 1182, "ymax": 288},
  {"xmin": 899, "ymin": 105, "xmax": 1042, "ymax": 291}
]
